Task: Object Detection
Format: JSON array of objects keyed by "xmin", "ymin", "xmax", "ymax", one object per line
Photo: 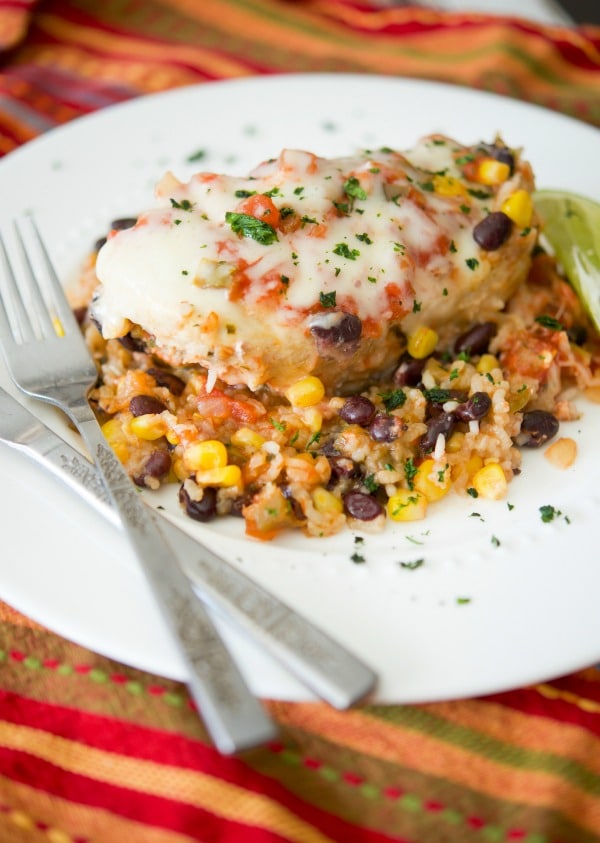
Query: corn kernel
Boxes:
[
  {"xmin": 476, "ymin": 158, "xmax": 511, "ymax": 185},
  {"xmin": 465, "ymin": 454, "xmax": 484, "ymax": 478},
  {"xmin": 171, "ymin": 457, "xmax": 187, "ymax": 481},
  {"xmin": 413, "ymin": 458, "xmax": 451, "ymax": 502},
  {"xmin": 387, "ymin": 489, "xmax": 428, "ymax": 522},
  {"xmin": 196, "ymin": 464, "xmax": 242, "ymax": 487},
  {"xmin": 433, "ymin": 174, "xmax": 466, "ymax": 197},
  {"xmin": 165, "ymin": 429, "xmax": 180, "ymax": 446},
  {"xmin": 476, "ymin": 354, "xmax": 500, "ymax": 374},
  {"xmin": 407, "ymin": 326, "xmax": 439, "ymax": 359},
  {"xmin": 302, "ymin": 406, "xmax": 323, "ymax": 433},
  {"xmin": 285, "ymin": 376, "xmax": 325, "ymax": 408},
  {"xmin": 183, "ymin": 439, "xmax": 228, "ymax": 472},
  {"xmin": 446, "ymin": 431, "xmax": 465, "ymax": 454},
  {"xmin": 471, "ymin": 462, "xmax": 507, "ymax": 499},
  {"xmin": 501, "ymin": 189, "xmax": 533, "ymax": 228},
  {"xmin": 129, "ymin": 414, "xmax": 168, "ymax": 441},
  {"xmin": 231, "ymin": 427, "xmax": 265, "ymax": 450},
  {"xmin": 544, "ymin": 437, "xmax": 577, "ymax": 469},
  {"xmin": 312, "ymin": 487, "xmax": 344, "ymax": 515},
  {"xmin": 101, "ymin": 419, "xmax": 129, "ymax": 463}
]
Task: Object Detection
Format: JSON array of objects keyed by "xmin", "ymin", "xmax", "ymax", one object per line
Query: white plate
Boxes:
[{"xmin": 1, "ymin": 74, "xmax": 599, "ymax": 704}]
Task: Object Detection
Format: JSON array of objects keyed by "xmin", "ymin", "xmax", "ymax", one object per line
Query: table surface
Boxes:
[{"xmin": 0, "ymin": 2, "xmax": 599, "ymax": 842}]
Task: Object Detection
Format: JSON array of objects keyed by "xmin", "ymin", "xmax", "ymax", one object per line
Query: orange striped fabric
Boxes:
[{"xmin": 0, "ymin": 2, "xmax": 600, "ymax": 842}]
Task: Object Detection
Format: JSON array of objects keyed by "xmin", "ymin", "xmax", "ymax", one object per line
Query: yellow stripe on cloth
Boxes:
[
  {"xmin": 268, "ymin": 702, "xmax": 600, "ymax": 835},
  {"xmin": 0, "ymin": 775, "xmax": 194, "ymax": 843},
  {"xmin": 537, "ymin": 683, "xmax": 600, "ymax": 714},
  {"xmin": 0, "ymin": 721, "xmax": 335, "ymax": 843}
]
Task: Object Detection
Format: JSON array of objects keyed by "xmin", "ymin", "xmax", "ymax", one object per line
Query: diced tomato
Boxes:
[{"xmin": 236, "ymin": 194, "xmax": 281, "ymax": 229}]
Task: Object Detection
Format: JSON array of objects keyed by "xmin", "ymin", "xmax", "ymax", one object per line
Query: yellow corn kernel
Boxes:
[
  {"xmin": 501, "ymin": 189, "xmax": 533, "ymax": 228},
  {"xmin": 302, "ymin": 406, "xmax": 323, "ymax": 433},
  {"xmin": 312, "ymin": 487, "xmax": 344, "ymax": 515},
  {"xmin": 476, "ymin": 158, "xmax": 511, "ymax": 185},
  {"xmin": 407, "ymin": 326, "xmax": 439, "ymax": 359},
  {"xmin": 446, "ymin": 431, "xmax": 465, "ymax": 454},
  {"xmin": 476, "ymin": 353, "xmax": 500, "ymax": 374},
  {"xmin": 129, "ymin": 414, "xmax": 168, "ymax": 441},
  {"xmin": 387, "ymin": 489, "xmax": 428, "ymax": 522},
  {"xmin": 285, "ymin": 376, "xmax": 325, "ymax": 408},
  {"xmin": 165, "ymin": 429, "xmax": 180, "ymax": 446},
  {"xmin": 101, "ymin": 419, "xmax": 129, "ymax": 463},
  {"xmin": 433, "ymin": 174, "xmax": 466, "ymax": 197},
  {"xmin": 413, "ymin": 459, "xmax": 451, "ymax": 502},
  {"xmin": 171, "ymin": 457, "xmax": 187, "ymax": 482},
  {"xmin": 183, "ymin": 439, "xmax": 228, "ymax": 472},
  {"xmin": 471, "ymin": 462, "xmax": 507, "ymax": 500},
  {"xmin": 231, "ymin": 427, "xmax": 265, "ymax": 450},
  {"xmin": 465, "ymin": 454, "xmax": 484, "ymax": 478},
  {"xmin": 196, "ymin": 464, "xmax": 242, "ymax": 488}
]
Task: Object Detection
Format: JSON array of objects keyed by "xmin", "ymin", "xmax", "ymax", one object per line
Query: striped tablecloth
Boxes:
[{"xmin": 1, "ymin": 2, "xmax": 600, "ymax": 841}]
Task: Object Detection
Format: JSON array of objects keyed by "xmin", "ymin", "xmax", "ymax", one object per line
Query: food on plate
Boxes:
[{"xmin": 72, "ymin": 136, "xmax": 600, "ymax": 539}]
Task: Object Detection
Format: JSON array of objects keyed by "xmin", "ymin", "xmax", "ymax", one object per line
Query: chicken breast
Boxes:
[{"xmin": 93, "ymin": 135, "xmax": 537, "ymax": 393}]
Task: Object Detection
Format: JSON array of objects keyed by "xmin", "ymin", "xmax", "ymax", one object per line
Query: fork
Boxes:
[
  {"xmin": 0, "ymin": 219, "xmax": 278, "ymax": 755},
  {"xmin": 0, "ymin": 219, "xmax": 377, "ymax": 716}
]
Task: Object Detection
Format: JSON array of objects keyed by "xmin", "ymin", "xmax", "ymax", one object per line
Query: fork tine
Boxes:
[
  {"xmin": 28, "ymin": 217, "xmax": 81, "ymax": 332},
  {"xmin": 0, "ymin": 230, "xmax": 36, "ymax": 343},
  {"xmin": 13, "ymin": 220, "xmax": 57, "ymax": 339}
]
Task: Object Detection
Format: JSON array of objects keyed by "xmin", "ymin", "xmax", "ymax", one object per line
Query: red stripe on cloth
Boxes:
[
  {"xmin": 0, "ymin": 746, "xmax": 288, "ymax": 843},
  {"xmin": 0, "ymin": 693, "xmax": 407, "ymax": 843},
  {"xmin": 484, "ymin": 687, "xmax": 600, "ymax": 737}
]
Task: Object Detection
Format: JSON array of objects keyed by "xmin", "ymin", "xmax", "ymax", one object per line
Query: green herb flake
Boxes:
[
  {"xmin": 351, "ymin": 552, "xmax": 366, "ymax": 564},
  {"xmin": 363, "ymin": 474, "xmax": 379, "ymax": 494},
  {"xmin": 400, "ymin": 558, "xmax": 425, "ymax": 570},
  {"xmin": 344, "ymin": 177, "xmax": 368, "ymax": 201},
  {"xmin": 456, "ymin": 596, "xmax": 472, "ymax": 605},
  {"xmin": 540, "ymin": 504, "xmax": 560, "ymax": 523},
  {"xmin": 293, "ymin": 186, "xmax": 305, "ymax": 196},
  {"xmin": 491, "ymin": 535, "xmax": 501, "ymax": 547},
  {"xmin": 307, "ymin": 431, "xmax": 321, "ymax": 448},
  {"xmin": 170, "ymin": 197, "xmax": 194, "ymax": 211},
  {"xmin": 333, "ymin": 243, "xmax": 360, "ymax": 261},
  {"xmin": 535, "ymin": 314, "xmax": 564, "ymax": 331},
  {"xmin": 225, "ymin": 212, "xmax": 278, "ymax": 245},
  {"xmin": 449, "ymin": 240, "xmax": 457, "ymax": 253},
  {"xmin": 412, "ymin": 300, "xmax": 422, "ymax": 313},
  {"xmin": 234, "ymin": 189, "xmax": 256, "ymax": 198},
  {"xmin": 269, "ymin": 417, "xmax": 287, "ymax": 432},
  {"xmin": 301, "ymin": 215, "xmax": 318, "ymax": 226},
  {"xmin": 466, "ymin": 487, "xmax": 479, "ymax": 498},
  {"xmin": 466, "ymin": 257, "xmax": 479, "ymax": 270},
  {"xmin": 319, "ymin": 290, "xmax": 337, "ymax": 308},
  {"xmin": 186, "ymin": 148, "xmax": 206, "ymax": 163},
  {"xmin": 423, "ymin": 388, "xmax": 453, "ymax": 403},
  {"xmin": 404, "ymin": 457, "xmax": 417, "ymax": 491},
  {"xmin": 381, "ymin": 389, "xmax": 407, "ymax": 412},
  {"xmin": 356, "ymin": 232, "xmax": 373, "ymax": 244},
  {"xmin": 368, "ymin": 276, "xmax": 377, "ymax": 284}
]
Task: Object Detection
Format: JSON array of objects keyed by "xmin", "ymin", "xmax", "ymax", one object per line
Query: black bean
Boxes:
[
  {"xmin": 454, "ymin": 391, "xmax": 492, "ymax": 422},
  {"xmin": 368, "ymin": 413, "xmax": 397, "ymax": 443},
  {"xmin": 516, "ymin": 410, "xmax": 559, "ymax": 447},
  {"xmin": 133, "ymin": 449, "xmax": 171, "ymax": 487},
  {"xmin": 394, "ymin": 355, "xmax": 426, "ymax": 387},
  {"xmin": 147, "ymin": 367, "xmax": 186, "ymax": 396},
  {"xmin": 310, "ymin": 311, "xmax": 362, "ymax": 353},
  {"xmin": 111, "ymin": 216, "xmax": 138, "ymax": 230},
  {"xmin": 118, "ymin": 332, "xmax": 147, "ymax": 352},
  {"xmin": 179, "ymin": 485, "xmax": 218, "ymax": 522},
  {"xmin": 343, "ymin": 490, "xmax": 383, "ymax": 521},
  {"xmin": 419, "ymin": 412, "xmax": 457, "ymax": 454},
  {"xmin": 129, "ymin": 395, "xmax": 168, "ymax": 417},
  {"xmin": 339, "ymin": 395, "xmax": 376, "ymax": 426},
  {"xmin": 328, "ymin": 456, "xmax": 360, "ymax": 480},
  {"xmin": 473, "ymin": 212, "xmax": 512, "ymax": 251},
  {"xmin": 567, "ymin": 325, "xmax": 587, "ymax": 346},
  {"xmin": 454, "ymin": 322, "xmax": 497, "ymax": 356}
]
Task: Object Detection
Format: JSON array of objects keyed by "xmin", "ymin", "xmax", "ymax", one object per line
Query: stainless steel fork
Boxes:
[
  {"xmin": 0, "ymin": 219, "xmax": 377, "ymax": 720},
  {"xmin": 0, "ymin": 219, "xmax": 277, "ymax": 754}
]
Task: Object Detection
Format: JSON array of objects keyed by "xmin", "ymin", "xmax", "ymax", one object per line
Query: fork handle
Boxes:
[{"xmin": 74, "ymin": 414, "xmax": 276, "ymax": 754}]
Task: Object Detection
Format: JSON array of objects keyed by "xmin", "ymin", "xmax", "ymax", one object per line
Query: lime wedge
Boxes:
[{"xmin": 533, "ymin": 189, "xmax": 600, "ymax": 330}]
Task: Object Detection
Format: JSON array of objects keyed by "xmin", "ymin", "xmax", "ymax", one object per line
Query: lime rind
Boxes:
[{"xmin": 533, "ymin": 189, "xmax": 600, "ymax": 330}]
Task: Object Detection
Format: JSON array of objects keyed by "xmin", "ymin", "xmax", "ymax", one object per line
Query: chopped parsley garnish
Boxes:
[
  {"xmin": 363, "ymin": 474, "xmax": 379, "ymax": 494},
  {"xmin": 491, "ymin": 535, "xmax": 501, "ymax": 547},
  {"xmin": 301, "ymin": 215, "xmax": 318, "ymax": 226},
  {"xmin": 263, "ymin": 187, "xmax": 280, "ymax": 197},
  {"xmin": 449, "ymin": 240, "xmax": 457, "ymax": 253},
  {"xmin": 540, "ymin": 504, "xmax": 559, "ymax": 523},
  {"xmin": 351, "ymin": 552, "xmax": 366, "ymax": 564},
  {"xmin": 170, "ymin": 197, "xmax": 194, "ymax": 211},
  {"xmin": 468, "ymin": 188, "xmax": 492, "ymax": 199},
  {"xmin": 460, "ymin": 204, "xmax": 471, "ymax": 214},
  {"xmin": 269, "ymin": 417, "xmax": 287, "ymax": 432},
  {"xmin": 467, "ymin": 487, "xmax": 479, "ymax": 498},
  {"xmin": 307, "ymin": 431, "xmax": 321, "ymax": 447},
  {"xmin": 280, "ymin": 274, "xmax": 290, "ymax": 286},
  {"xmin": 333, "ymin": 243, "xmax": 360, "ymax": 260},
  {"xmin": 456, "ymin": 153, "xmax": 474, "ymax": 165},
  {"xmin": 186, "ymin": 148, "xmax": 206, "ymax": 162},
  {"xmin": 234, "ymin": 189, "xmax": 256, "ymax": 198},
  {"xmin": 400, "ymin": 558, "xmax": 424, "ymax": 570},
  {"xmin": 456, "ymin": 596, "xmax": 471, "ymax": 605},
  {"xmin": 535, "ymin": 314, "xmax": 564, "ymax": 331},
  {"xmin": 333, "ymin": 201, "xmax": 350, "ymax": 215},
  {"xmin": 418, "ymin": 181, "xmax": 434, "ymax": 192},
  {"xmin": 423, "ymin": 388, "xmax": 453, "ymax": 403},
  {"xmin": 319, "ymin": 290, "xmax": 337, "ymax": 308},
  {"xmin": 343, "ymin": 177, "xmax": 367, "ymax": 201},
  {"xmin": 225, "ymin": 212, "xmax": 278, "ymax": 244},
  {"xmin": 381, "ymin": 388, "xmax": 407, "ymax": 412},
  {"xmin": 404, "ymin": 457, "xmax": 417, "ymax": 490},
  {"xmin": 368, "ymin": 276, "xmax": 377, "ymax": 283},
  {"xmin": 280, "ymin": 206, "xmax": 295, "ymax": 218},
  {"xmin": 293, "ymin": 186, "xmax": 305, "ymax": 195},
  {"xmin": 466, "ymin": 257, "xmax": 479, "ymax": 270},
  {"xmin": 356, "ymin": 232, "xmax": 373, "ymax": 244},
  {"xmin": 412, "ymin": 300, "xmax": 422, "ymax": 313}
]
